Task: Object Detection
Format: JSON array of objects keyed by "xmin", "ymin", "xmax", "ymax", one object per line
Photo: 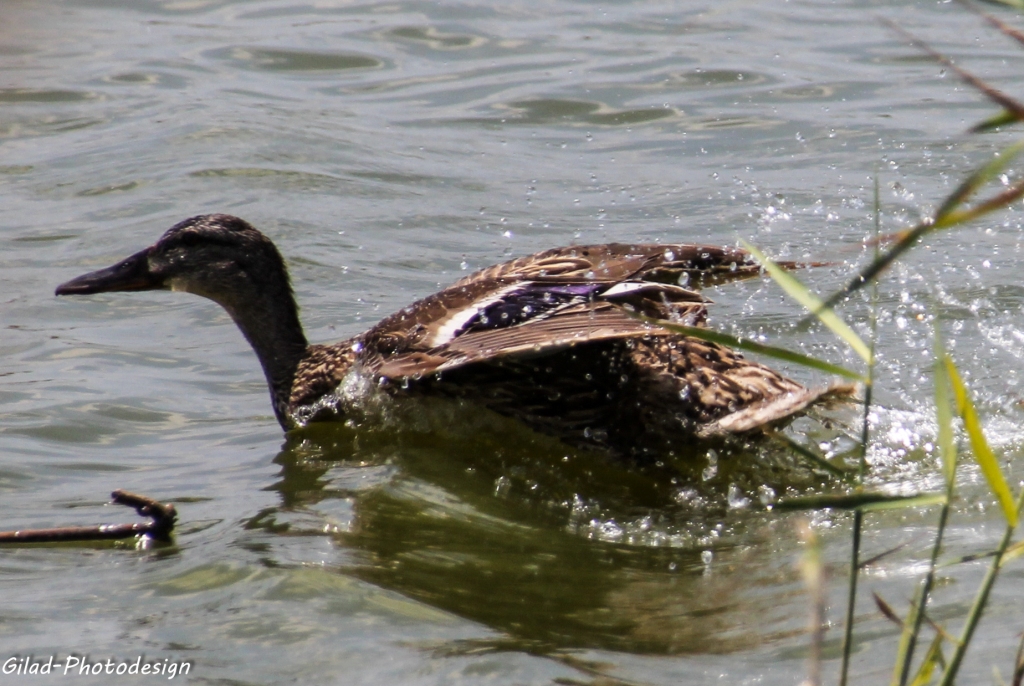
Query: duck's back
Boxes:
[{"xmin": 449, "ymin": 242, "xmax": 762, "ymax": 287}]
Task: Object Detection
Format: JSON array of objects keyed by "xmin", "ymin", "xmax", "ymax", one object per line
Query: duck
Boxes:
[{"xmin": 56, "ymin": 214, "xmax": 848, "ymax": 459}]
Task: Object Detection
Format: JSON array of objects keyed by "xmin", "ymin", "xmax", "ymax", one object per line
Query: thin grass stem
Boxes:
[
  {"xmin": 767, "ymin": 432, "xmax": 854, "ymax": 480},
  {"xmin": 840, "ymin": 509, "xmax": 864, "ymax": 686},
  {"xmin": 839, "ymin": 173, "xmax": 882, "ymax": 686},
  {"xmin": 898, "ymin": 324, "xmax": 961, "ymax": 684},
  {"xmin": 937, "ymin": 490, "xmax": 1024, "ymax": 686},
  {"xmin": 892, "ymin": 582, "xmax": 930, "ymax": 685},
  {"xmin": 898, "ymin": 499, "xmax": 952, "ymax": 686},
  {"xmin": 799, "ymin": 519, "xmax": 825, "ymax": 686},
  {"xmin": 1012, "ymin": 629, "xmax": 1024, "ymax": 686}
]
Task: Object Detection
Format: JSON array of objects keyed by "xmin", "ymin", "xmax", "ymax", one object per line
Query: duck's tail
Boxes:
[{"xmin": 696, "ymin": 382, "xmax": 858, "ymax": 438}]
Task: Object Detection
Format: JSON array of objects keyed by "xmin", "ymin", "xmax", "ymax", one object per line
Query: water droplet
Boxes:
[
  {"xmin": 727, "ymin": 484, "xmax": 750, "ymax": 509},
  {"xmin": 494, "ymin": 476, "xmax": 511, "ymax": 496}
]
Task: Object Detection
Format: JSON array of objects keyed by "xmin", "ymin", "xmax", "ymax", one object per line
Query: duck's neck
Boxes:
[{"xmin": 221, "ymin": 292, "xmax": 309, "ymax": 428}]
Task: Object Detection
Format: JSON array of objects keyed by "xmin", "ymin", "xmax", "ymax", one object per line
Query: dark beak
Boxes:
[{"xmin": 55, "ymin": 248, "xmax": 163, "ymax": 296}]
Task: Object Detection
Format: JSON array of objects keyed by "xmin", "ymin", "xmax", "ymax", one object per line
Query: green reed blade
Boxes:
[
  {"xmin": 972, "ymin": 109, "xmax": 1020, "ymax": 133},
  {"xmin": 933, "ymin": 330, "xmax": 958, "ymax": 487},
  {"xmin": 943, "ymin": 355, "xmax": 1018, "ymax": 527},
  {"xmin": 934, "ymin": 140, "xmax": 1024, "ymax": 222},
  {"xmin": 933, "ymin": 177, "xmax": 1024, "ymax": 229},
  {"xmin": 899, "ymin": 491, "xmax": 953, "ymax": 686},
  {"xmin": 938, "ymin": 490, "xmax": 1024, "ymax": 686},
  {"xmin": 840, "ymin": 509, "xmax": 863, "ymax": 686},
  {"xmin": 774, "ymin": 491, "xmax": 946, "ymax": 512},
  {"xmin": 1000, "ymin": 540, "xmax": 1024, "ymax": 567},
  {"xmin": 798, "ymin": 519, "xmax": 825, "ymax": 686},
  {"xmin": 811, "ymin": 143, "xmax": 1024, "ymax": 317},
  {"xmin": 741, "ymin": 241, "xmax": 872, "ymax": 364},
  {"xmin": 891, "ymin": 582, "xmax": 927, "ymax": 686},
  {"xmin": 951, "ymin": 540, "xmax": 1024, "ymax": 569},
  {"xmin": 909, "ymin": 632, "xmax": 946, "ymax": 686},
  {"xmin": 769, "ymin": 432, "xmax": 854, "ymax": 479},
  {"xmin": 840, "ymin": 172, "xmax": 883, "ymax": 686}
]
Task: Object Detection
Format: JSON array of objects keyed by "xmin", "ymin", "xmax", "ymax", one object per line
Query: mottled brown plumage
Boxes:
[{"xmin": 56, "ymin": 214, "xmax": 848, "ymax": 458}]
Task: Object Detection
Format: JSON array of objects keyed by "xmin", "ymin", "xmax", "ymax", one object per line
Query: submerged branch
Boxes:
[{"xmin": 0, "ymin": 490, "xmax": 177, "ymax": 545}]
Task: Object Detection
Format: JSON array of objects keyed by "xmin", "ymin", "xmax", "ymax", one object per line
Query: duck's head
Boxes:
[
  {"xmin": 56, "ymin": 214, "xmax": 296, "ymax": 321},
  {"xmin": 57, "ymin": 214, "xmax": 308, "ymax": 427}
]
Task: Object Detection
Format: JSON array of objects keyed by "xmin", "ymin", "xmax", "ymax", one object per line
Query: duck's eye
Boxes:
[{"xmin": 176, "ymin": 232, "xmax": 204, "ymax": 247}]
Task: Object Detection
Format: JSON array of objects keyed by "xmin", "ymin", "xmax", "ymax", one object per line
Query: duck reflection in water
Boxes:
[{"xmin": 268, "ymin": 410, "xmax": 819, "ymax": 656}]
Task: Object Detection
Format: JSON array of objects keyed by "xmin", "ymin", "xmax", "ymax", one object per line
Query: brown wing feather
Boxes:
[
  {"xmin": 362, "ymin": 242, "xmax": 778, "ymax": 359},
  {"xmin": 626, "ymin": 336, "xmax": 855, "ymax": 435},
  {"xmin": 374, "ymin": 301, "xmax": 701, "ymax": 378},
  {"xmin": 360, "ymin": 278, "xmax": 513, "ymax": 354},
  {"xmin": 450, "ymin": 243, "xmax": 771, "ymax": 289}
]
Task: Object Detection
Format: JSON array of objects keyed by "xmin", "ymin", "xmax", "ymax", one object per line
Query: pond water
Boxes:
[{"xmin": 4, "ymin": 0, "xmax": 1024, "ymax": 683}]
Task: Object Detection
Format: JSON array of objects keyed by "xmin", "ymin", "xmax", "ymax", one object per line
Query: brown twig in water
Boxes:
[
  {"xmin": 0, "ymin": 490, "xmax": 176, "ymax": 544},
  {"xmin": 858, "ymin": 531, "xmax": 931, "ymax": 569},
  {"xmin": 957, "ymin": 0, "xmax": 1024, "ymax": 51},
  {"xmin": 880, "ymin": 18, "xmax": 1024, "ymax": 124},
  {"xmin": 873, "ymin": 592, "xmax": 960, "ymax": 646}
]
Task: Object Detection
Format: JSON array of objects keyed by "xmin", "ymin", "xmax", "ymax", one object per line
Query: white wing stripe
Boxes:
[{"xmin": 427, "ymin": 282, "xmax": 524, "ymax": 347}]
